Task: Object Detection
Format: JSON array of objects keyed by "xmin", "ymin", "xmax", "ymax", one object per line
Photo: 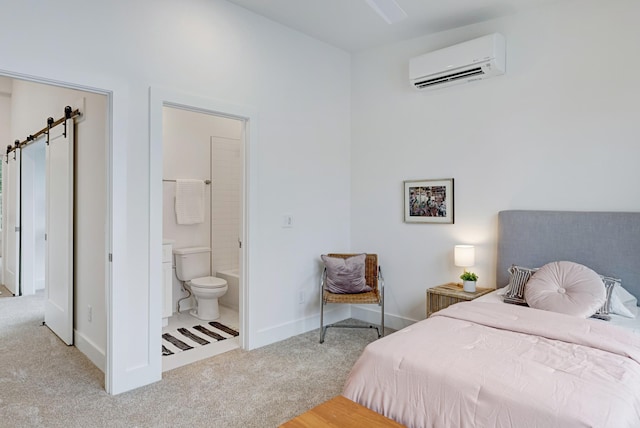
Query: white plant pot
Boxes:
[{"xmin": 463, "ymin": 280, "xmax": 476, "ymax": 293}]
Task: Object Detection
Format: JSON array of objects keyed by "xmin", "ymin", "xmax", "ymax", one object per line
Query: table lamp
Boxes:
[{"xmin": 454, "ymin": 245, "xmax": 476, "ymax": 292}]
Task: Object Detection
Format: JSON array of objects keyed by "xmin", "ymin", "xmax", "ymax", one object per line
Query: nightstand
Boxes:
[{"xmin": 426, "ymin": 282, "xmax": 493, "ymax": 317}]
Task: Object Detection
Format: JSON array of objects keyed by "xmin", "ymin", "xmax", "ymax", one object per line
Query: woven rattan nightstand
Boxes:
[{"xmin": 426, "ymin": 282, "xmax": 493, "ymax": 317}]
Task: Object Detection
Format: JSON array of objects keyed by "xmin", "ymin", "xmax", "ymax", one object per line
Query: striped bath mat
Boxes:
[{"xmin": 162, "ymin": 322, "xmax": 239, "ymax": 356}]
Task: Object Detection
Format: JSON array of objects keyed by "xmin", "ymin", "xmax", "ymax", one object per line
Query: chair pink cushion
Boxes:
[
  {"xmin": 321, "ymin": 254, "xmax": 372, "ymax": 294},
  {"xmin": 524, "ymin": 261, "xmax": 606, "ymax": 317}
]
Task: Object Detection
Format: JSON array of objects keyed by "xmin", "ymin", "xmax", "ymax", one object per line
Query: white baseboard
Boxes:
[
  {"xmin": 250, "ymin": 303, "xmax": 419, "ymax": 349},
  {"xmin": 351, "ymin": 305, "xmax": 417, "ymax": 331},
  {"xmin": 74, "ymin": 329, "xmax": 105, "ymax": 373},
  {"xmin": 251, "ymin": 304, "xmax": 351, "ymax": 349}
]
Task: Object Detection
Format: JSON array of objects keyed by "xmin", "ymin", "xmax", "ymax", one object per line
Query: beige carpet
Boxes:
[{"xmin": 0, "ymin": 291, "xmax": 392, "ymax": 427}]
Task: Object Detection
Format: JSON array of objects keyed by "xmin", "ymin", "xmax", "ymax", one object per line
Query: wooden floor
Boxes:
[{"xmin": 280, "ymin": 395, "xmax": 404, "ymax": 428}]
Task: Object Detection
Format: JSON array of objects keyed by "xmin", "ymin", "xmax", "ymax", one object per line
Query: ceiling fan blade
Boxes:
[{"xmin": 365, "ymin": 0, "xmax": 408, "ymax": 24}]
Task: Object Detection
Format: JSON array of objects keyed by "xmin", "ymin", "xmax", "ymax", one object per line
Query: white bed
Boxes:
[{"xmin": 343, "ymin": 210, "xmax": 640, "ymax": 428}]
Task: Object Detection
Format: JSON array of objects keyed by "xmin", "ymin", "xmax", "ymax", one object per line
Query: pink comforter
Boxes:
[{"xmin": 343, "ymin": 301, "xmax": 640, "ymax": 428}]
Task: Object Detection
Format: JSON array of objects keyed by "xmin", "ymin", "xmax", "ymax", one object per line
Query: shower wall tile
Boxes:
[{"xmin": 211, "ymin": 136, "xmax": 241, "ymax": 275}]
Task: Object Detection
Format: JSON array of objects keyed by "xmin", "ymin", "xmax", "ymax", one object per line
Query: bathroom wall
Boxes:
[
  {"xmin": 162, "ymin": 106, "xmax": 242, "ymax": 312},
  {"xmin": 211, "ymin": 135, "xmax": 241, "ymax": 275},
  {"xmin": 162, "ymin": 107, "xmax": 212, "ymax": 251}
]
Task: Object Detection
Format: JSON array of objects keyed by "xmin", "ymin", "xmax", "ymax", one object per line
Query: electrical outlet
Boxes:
[
  {"xmin": 298, "ymin": 290, "xmax": 305, "ymax": 304},
  {"xmin": 88, "ymin": 305, "xmax": 93, "ymax": 322}
]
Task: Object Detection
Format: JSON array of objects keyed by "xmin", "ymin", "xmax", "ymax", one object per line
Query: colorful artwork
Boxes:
[{"xmin": 404, "ymin": 179, "xmax": 454, "ymax": 223}]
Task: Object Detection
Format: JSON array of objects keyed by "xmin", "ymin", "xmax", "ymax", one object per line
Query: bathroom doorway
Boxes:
[{"xmin": 160, "ymin": 105, "xmax": 245, "ymax": 372}]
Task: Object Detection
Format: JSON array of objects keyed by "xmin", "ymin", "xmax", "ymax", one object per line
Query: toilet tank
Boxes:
[{"xmin": 173, "ymin": 247, "xmax": 211, "ymax": 281}]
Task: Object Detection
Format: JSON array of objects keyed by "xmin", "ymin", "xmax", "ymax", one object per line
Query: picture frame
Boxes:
[{"xmin": 404, "ymin": 178, "xmax": 454, "ymax": 224}]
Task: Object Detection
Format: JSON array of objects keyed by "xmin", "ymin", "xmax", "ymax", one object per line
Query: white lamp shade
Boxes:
[{"xmin": 454, "ymin": 245, "xmax": 475, "ymax": 267}]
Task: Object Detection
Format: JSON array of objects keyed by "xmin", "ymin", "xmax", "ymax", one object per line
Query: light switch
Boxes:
[{"xmin": 282, "ymin": 214, "xmax": 293, "ymax": 228}]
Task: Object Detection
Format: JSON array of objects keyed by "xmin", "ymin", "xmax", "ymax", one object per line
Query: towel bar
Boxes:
[{"xmin": 163, "ymin": 179, "xmax": 211, "ymax": 185}]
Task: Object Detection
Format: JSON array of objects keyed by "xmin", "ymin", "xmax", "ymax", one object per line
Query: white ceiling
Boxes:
[{"xmin": 226, "ymin": 0, "xmax": 563, "ymax": 52}]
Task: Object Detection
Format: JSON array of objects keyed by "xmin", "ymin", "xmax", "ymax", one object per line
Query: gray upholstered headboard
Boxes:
[{"xmin": 497, "ymin": 210, "xmax": 640, "ymax": 300}]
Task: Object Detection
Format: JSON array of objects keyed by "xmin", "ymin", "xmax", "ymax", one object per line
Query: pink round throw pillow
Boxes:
[{"xmin": 524, "ymin": 261, "xmax": 605, "ymax": 317}]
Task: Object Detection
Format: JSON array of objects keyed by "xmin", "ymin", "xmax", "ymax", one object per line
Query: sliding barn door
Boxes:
[
  {"xmin": 44, "ymin": 119, "xmax": 74, "ymax": 345},
  {"xmin": 4, "ymin": 150, "xmax": 21, "ymax": 295}
]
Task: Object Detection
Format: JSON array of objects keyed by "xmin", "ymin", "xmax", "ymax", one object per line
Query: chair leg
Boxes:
[
  {"xmin": 380, "ymin": 291, "xmax": 385, "ymax": 338},
  {"xmin": 320, "ymin": 295, "xmax": 325, "ymax": 344}
]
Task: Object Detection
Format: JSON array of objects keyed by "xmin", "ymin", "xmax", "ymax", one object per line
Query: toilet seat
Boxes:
[{"xmin": 189, "ymin": 276, "xmax": 227, "ymax": 289}]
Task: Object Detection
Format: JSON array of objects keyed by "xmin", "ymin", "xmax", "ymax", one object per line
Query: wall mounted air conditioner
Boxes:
[{"xmin": 409, "ymin": 33, "xmax": 506, "ymax": 91}]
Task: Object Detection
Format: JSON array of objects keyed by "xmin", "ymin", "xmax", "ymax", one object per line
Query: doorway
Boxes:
[
  {"xmin": 160, "ymin": 106, "xmax": 244, "ymax": 371},
  {"xmin": 20, "ymin": 139, "xmax": 46, "ymax": 297},
  {"xmin": 0, "ymin": 75, "xmax": 109, "ymax": 376},
  {"xmin": 150, "ymin": 87, "xmax": 255, "ymax": 369}
]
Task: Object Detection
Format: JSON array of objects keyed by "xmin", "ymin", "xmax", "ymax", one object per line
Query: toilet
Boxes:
[{"xmin": 173, "ymin": 246, "xmax": 228, "ymax": 321}]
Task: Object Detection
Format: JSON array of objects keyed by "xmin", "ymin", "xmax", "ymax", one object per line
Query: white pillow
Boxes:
[
  {"xmin": 625, "ymin": 303, "xmax": 639, "ymax": 318},
  {"xmin": 615, "ymin": 284, "xmax": 638, "ymax": 306},
  {"xmin": 610, "ymin": 286, "xmax": 637, "ymax": 318},
  {"xmin": 524, "ymin": 261, "xmax": 606, "ymax": 318}
]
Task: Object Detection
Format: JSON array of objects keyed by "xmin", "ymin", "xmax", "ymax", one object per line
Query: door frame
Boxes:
[
  {"xmin": 149, "ymin": 87, "xmax": 256, "ymax": 359},
  {"xmin": 3, "ymin": 147, "xmax": 21, "ymax": 295},
  {"xmin": 0, "ymin": 67, "xmax": 122, "ymax": 393}
]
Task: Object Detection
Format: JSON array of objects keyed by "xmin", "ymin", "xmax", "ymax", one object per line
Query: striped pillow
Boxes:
[
  {"xmin": 502, "ymin": 265, "xmax": 538, "ymax": 306},
  {"xmin": 594, "ymin": 276, "xmax": 621, "ymax": 316}
]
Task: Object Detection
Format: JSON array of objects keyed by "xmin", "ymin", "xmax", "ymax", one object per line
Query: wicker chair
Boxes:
[{"xmin": 319, "ymin": 253, "xmax": 384, "ymax": 343}]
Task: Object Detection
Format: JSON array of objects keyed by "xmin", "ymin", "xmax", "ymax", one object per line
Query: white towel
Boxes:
[{"xmin": 175, "ymin": 179, "xmax": 205, "ymax": 225}]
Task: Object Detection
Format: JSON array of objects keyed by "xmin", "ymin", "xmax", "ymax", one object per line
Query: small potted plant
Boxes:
[{"xmin": 460, "ymin": 271, "xmax": 478, "ymax": 292}]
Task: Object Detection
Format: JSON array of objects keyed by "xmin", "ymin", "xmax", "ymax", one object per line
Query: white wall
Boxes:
[
  {"xmin": 350, "ymin": 0, "xmax": 640, "ymax": 325},
  {"xmin": 0, "ymin": 77, "xmax": 11, "ymax": 160},
  {"xmin": 1, "ymin": 0, "xmax": 351, "ymax": 392},
  {"xmin": 0, "ymin": 77, "xmax": 11, "ymax": 259},
  {"xmin": 9, "ymin": 80, "xmax": 108, "ymax": 370}
]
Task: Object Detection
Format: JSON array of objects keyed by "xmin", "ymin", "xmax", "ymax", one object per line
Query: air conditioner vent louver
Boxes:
[
  {"xmin": 414, "ymin": 67, "xmax": 484, "ymax": 89},
  {"xmin": 409, "ymin": 33, "xmax": 506, "ymax": 91}
]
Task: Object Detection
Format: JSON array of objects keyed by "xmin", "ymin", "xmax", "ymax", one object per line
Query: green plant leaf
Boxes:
[{"xmin": 460, "ymin": 271, "xmax": 478, "ymax": 281}]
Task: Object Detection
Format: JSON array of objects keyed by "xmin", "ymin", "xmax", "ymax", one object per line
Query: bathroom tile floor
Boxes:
[{"xmin": 162, "ymin": 305, "xmax": 240, "ymax": 372}]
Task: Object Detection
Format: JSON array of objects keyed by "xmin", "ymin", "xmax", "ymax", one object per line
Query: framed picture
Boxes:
[{"xmin": 404, "ymin": 178, "xmax": 454, "ymax": 224}]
